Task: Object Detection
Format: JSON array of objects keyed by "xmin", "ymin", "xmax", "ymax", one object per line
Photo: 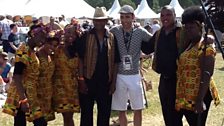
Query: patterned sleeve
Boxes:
[
  {"xmin": 15, "ymin": 43, "xmax": 30, "ymax": 65},
  {"xmin": 198, "ymin": 43, "xmax": 216, "ymax": 57}
]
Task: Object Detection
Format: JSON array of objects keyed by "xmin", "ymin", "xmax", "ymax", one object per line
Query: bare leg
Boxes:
[
  {"xmin": 134, "ymin": 110, "xmax": 142, "ymax": 126},
  {"xmin": 119, "ymin": 111, "xmax": 127, "ymax": 126},
  {"xmin": 62, "ymin": 112, "xmax": 74, "ymax": 126}
]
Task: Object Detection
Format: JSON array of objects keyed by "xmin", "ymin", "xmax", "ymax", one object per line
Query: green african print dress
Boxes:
[
  {"xmin": 175, "ymin": 42, "xmax": 220, "ymax": 111},
  {"xmin": 3, "ymin": 43, "xmax": 43, "ymax": 122},
  {"xmin": 52, "ymin": 46, "xmax": 80, "ymax": 113},
  {"xmin": 37, "ymin": 56, "xmax": 55, "ymax": 121}
]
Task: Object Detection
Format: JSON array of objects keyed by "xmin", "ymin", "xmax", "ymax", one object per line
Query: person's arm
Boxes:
[
  {"xmin": 109, "ymin": 63, "xmax": 118, "ymax": 95},
  {"xmin": 195, "ymin": 43, "xmax": 215, "ymax": 113},
  {"xmin": 9, "ymin": 42, "xmax": 18, "ymax": 51},
  {"xmin": 76, "ymin": 32, "xmax": 88, "ymax": 94},
  {"xmin": 141, "ymin": 32, "xmax": 156, "ymax": 55},
  {"xmin": 7, "ymin": 66, "xmax": 14, "ymax": 84},
  {"xmin": 109, "ymin": 36, "xmax": 120, "ymax": 95},
  {"xmin": 13, "ymin": 62, "xmax": 26, "ymax": 100},
  {"xmin": 142, "ymin": 27, "xmax": 153, "ymax": 42}
]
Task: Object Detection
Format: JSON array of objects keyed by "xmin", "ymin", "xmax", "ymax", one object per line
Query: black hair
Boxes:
[
  {"xmin": 6, "ymin": 15, "xmax": 12, "ymax": 20},
  {"xmin": 161, "ymin": 5, "xmax": 175, "ymax": 14},
  {"xmin": 10, "ymin": 24, "xmax": 16, "ymax": 30},
  {"xmin": 27, "ymin": 25, "xmax": 42, "ymax": 38},
  {"xmin": 182, "ymin": 6, "xmax": 205, "ymax": 24}
]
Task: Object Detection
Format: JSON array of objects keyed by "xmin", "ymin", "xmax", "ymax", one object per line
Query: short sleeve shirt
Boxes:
[
  {"xmin": 8, "ymin": 33, "xmax": 20, "ymax": 53},
  {"xmin": 110, "ymin": 25, "xmax": 152, "ymax": 75}
]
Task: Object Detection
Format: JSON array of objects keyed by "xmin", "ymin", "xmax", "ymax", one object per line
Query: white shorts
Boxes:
[{"xmin": 112, "ymin": 74, "xmax": 145, "ymax": 111}]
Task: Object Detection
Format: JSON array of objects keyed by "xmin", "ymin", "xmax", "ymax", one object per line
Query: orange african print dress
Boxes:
[
  {"xmin": 175, "ymin": 42, "xmax": 220, "ymax": 111},
  {"xmin": 3, "ymin": 43, "xmax": 43, "ymax": 122},
  {"xmin": 37, "ymin": 56, "xmax": 55, "ymax": 121},
  {"xmin": 52, "ymin": 46, "xmax": 80, "ymax": 113}
]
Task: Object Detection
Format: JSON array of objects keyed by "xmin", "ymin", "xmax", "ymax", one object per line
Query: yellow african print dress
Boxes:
[
  {"xmin": 37, "ymin": 56, "xmax": 55, "ymax": 121},
  {"xmin": 52, "ymin": 46, "xmax": 80, "ymax": 113},
  {"xmin": 175, "ymin": 42, "xmax": 220, "ymax": 111},
  {"xmin": 3, "ymin": 43, "xmax": 43, "ymax": 122}
]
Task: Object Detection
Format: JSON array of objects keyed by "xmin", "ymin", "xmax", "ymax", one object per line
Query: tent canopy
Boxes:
[
  {"xmin": 134, "ymin": 0, "xmax": 159, "ymax": 19},
  {"xmin": 107, "ymin": 0, "xmax": 121, "ymax": 19},
  {"xmin": 169, "ymin": 0, "xmax": 184, "ymax": 17}
]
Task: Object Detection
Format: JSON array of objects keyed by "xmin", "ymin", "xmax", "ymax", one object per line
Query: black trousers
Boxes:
[
  {"xmin": 180, "ymin": 91, "xmax": 212, "ymax": 126},
  {"xmin": 159, "ymin": 75, "xmax": 183, "ymax": 126},
  {"xmin": 79, "ymin": 78, "xmax": 112, "ymax": 126},
  {"xmin": 14, "ymin": 108, "xmax": 47, "ymax": 126}
]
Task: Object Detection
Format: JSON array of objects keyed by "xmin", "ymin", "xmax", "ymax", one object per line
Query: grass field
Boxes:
[{"xmin": 0, "ymin": 53, "xmax": 224, "ymax": 126}]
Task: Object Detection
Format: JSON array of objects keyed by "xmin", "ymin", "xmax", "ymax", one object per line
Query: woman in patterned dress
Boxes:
[
  {"xmin": 52, "ymin": 25, "xmax": 81, "ymax": 126},
  {"xmin": 3, "ymin": 25, "xmax": 47, "ymax": 126},
  {"xmin": 36, "ymin": 31, "xmax": 61, "ymax": 122},
  {"xmin": 175, "ymin": 6, "xmax": 220, "ymax": 125}
]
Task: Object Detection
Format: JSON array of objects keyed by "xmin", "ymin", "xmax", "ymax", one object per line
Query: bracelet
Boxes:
[
  {"xmin": 19, "ymin": 98, "xmax": 28, "ymax": 105},
  {"xmin": 78, "ymin": 76, "xmax": 84, "ymax": 81}
]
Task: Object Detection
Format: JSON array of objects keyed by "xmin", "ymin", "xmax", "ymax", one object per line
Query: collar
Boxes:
[{"xmin": 122, "ymin": 24, "xmax": 134, "ymax": 32}]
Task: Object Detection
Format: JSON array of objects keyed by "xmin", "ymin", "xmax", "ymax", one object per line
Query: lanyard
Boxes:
[{"xmin": 123, "ymin": 29, "xmax": 133, "ymax": 53}]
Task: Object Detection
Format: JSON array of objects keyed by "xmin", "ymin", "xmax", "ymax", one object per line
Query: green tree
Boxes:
[
  {"xmin": 84, "ymin": 0, "xmax": 113, "ymax": 10},
  {"xmin": 180, "ymin": 0, "xmax": 196, "ymax": 8},
  {"xmin": 120, "ymin": 0, "xmax": 136, "ymax": 8},
  {"xmin": 152, "ymin": 0, "xmax": 160, "ymax": 13},
  {"xmin": 84, "ymin": 0, "xmax": 102, "ymax": 8},
  {"xmin": 150, "ymin": 0, "xmax": 201, "ymax": 9},
  {"xmin": 85, "ymin": 0, "xmax": 136, "ymax": 9},
  {"xmin": 158, "ymin": 0, "xmax": 170, "ymax": 7}
]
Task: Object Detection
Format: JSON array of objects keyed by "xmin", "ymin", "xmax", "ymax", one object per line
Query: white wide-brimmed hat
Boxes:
[{"xmin": 90, "ymin": 7, "xmax": 112, "ymax": 20}]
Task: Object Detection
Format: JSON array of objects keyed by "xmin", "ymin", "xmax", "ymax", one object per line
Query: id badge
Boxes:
[{"xmin": 122, "ymin": 55, "xmax": 133, "ymax": 70}]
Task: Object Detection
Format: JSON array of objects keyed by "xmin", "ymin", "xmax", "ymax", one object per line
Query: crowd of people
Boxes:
[{"xmin": 0, "ymin": 4, "xmax": 221, "ymax": 126}]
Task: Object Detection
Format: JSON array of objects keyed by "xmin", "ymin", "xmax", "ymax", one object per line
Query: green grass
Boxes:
[{"xmin": 0, "ymin": 53, "xmax": 224, "ymax": 126}]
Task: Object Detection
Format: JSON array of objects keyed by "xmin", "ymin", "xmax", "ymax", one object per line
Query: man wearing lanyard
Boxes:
[{"xmin": 110, "ymin": 5, "xmax": 152, "ymax": 126}]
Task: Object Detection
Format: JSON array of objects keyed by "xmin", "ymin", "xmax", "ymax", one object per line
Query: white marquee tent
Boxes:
[
  {"xmin": 169, "ymin": 0, "xmax": 184, "ymax": 17},
  {"xmin": 0, "ymin": 0, "xmax": 95, "ymax": 18},
  {"xmin": 107, "ymin": 0, "xmax": 121, "ymax": 19},
  {"xmin": 134, "ymin": 0, "xmax": 159, "ymax": 19}
]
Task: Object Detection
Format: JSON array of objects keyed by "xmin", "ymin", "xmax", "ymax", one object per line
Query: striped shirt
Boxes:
[
  {"xmin": 0, "ymin": 19, "xmax": 13, "ymax": 40},
  {"xmin": 110, "ymin": 25, "xmax": 152, "ymax": 75}
]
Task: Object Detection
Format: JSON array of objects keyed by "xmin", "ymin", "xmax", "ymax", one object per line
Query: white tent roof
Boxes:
[
  {"xmin": 134, "ymin": 0, "xmax": 159, "ymax": 19},
  {"xmin": 169, "ymin": 0, "xmax": 184, "ymax": 17},
  {"xmin": 134, "ymin": 5, "xmax": 140, "ymax": 15},
  {"xmin": 107, "ymin": 0, "xmax": 121, "ymax": 19},
  {"xmin": 0, "ymin": 0, "xmax": 95, "ymax": 18}
]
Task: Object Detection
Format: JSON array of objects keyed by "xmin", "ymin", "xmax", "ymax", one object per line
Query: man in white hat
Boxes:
[
  {"xmin": 77, "ymin": 6, "xmax": 120, "ymax": 126},
  {"xmin": 110, "ymin": 5, "xmax": 152, "ymax": 126}
]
